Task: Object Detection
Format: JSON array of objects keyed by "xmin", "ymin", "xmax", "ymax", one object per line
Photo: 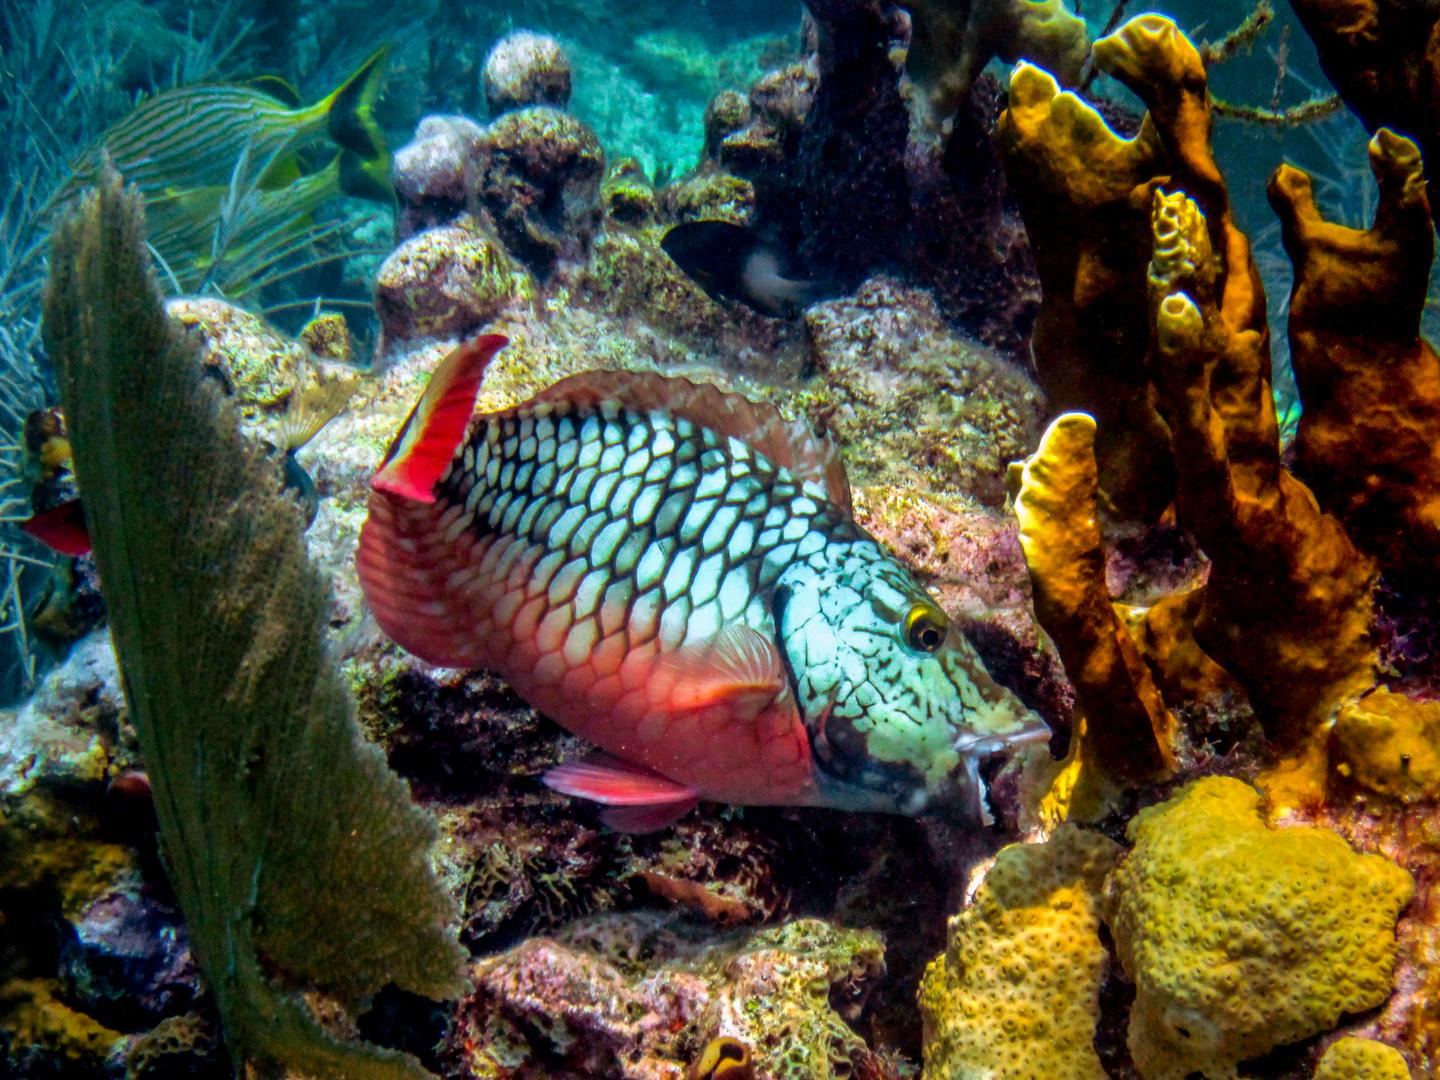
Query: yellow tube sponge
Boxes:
[
  {"xmin": 1268, "ymin": 128, "xmax": 1440, "ymax": 581},
  {"xmin": 1314, "ymin": 1038, "xmax": 1413, "ymax": 1080},
  {"xmin": 918, "ymin": 824, "xmax": 1121, "ymax": 1080},
  {"xmin": 1011, "ymin": 412, "xmax": 1176, "ymax": 812},
  {"xmin": 1106, "ymin": 778, "xmax": 1414, "ymax": 1080}
]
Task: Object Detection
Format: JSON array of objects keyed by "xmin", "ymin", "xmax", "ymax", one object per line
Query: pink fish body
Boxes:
[{"xmin": 358, "ymin": 336, "xmax": 1045, "ymax": 831}]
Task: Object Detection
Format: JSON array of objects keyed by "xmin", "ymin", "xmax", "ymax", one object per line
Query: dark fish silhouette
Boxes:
[{"xmin": 661, "ymin": 221, "xmax": 831, "ymax": 319}]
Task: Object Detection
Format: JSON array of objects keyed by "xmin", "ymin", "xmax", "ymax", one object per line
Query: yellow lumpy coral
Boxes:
[
  {"xmin": 1314, "ymin": 1037, "xmax": 1413, "ymax": 1080},
  {"xmin": 1106, "ymin": 778, "xmax": 1414, "ymax": 1080},
  {"xmin": 918, "ymin": 823, "xmax": 1120, "ymax": 1080},
  {"xmin": 1332, "ymin": 687, "xmax": 1440, "ymax": 803}
]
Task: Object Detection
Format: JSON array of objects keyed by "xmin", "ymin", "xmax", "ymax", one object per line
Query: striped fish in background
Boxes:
[
  {"xmin": 52, "ymin": 45, "xmax": 394, "ymax": 290},
  {"xmin": 62, "ymin": 44, "xmax": 393, "ymax": 201},
  {"xmin": 358, "ymin": 336, "xmax": 1050, "ymax": 832}
]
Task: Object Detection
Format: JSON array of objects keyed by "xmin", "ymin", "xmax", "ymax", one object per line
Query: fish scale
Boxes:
[
  {"xmin": 424, "ymin": 395, "xmax": 834, "ymax": 803},
  {"xmin": 358, "ymin": 336, "xmax": 1048, "ymax": 831}
]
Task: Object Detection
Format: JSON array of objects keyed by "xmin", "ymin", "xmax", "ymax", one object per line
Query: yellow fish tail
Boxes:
[{"xmin": 318, "ymin": 44, "xmax": 393, "ymax": 203}]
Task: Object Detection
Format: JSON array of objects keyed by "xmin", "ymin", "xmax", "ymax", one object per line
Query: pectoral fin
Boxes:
[{"xmin": 657, "ymin": 625, "xmax": 787, "ymax": 720}]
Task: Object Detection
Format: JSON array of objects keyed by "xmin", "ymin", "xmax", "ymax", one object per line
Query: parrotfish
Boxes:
[
  {"xmin": 661, "ymin": 221, "xmax": 832, "ymax": 319},
  {"xmin": 358, "ymin": 335, "xmax": 1048, "ymax": 832}
]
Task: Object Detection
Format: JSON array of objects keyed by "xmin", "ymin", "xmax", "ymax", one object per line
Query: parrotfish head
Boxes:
[{"xmin": 773, "ymin": 543, "xmax": 1049, "ymax": 827}]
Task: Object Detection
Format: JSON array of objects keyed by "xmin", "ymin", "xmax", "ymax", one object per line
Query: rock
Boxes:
[
  {"xmin": 59, "ymin": 887, "xmax": 198, "ymax": 1030},
  {"xmin": 483, "ymin": 32, "xmax": 572, "ymax": 115},
  {"xmin": 373, "ymin": 220, "xmax": 531, "ymax": 349},
  {"xmin": 477, "ymin": 106, "xmax": 604, "ymax": 272},
  {"xmin": 392, "ymin": 115, "xmax": 487, "ymax": 239}
]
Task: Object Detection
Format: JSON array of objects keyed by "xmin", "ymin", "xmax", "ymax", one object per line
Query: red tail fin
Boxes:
[
  {"xmin": 358, "ymin": 335, "xmax": 507, "ymax": 667},
  {"xmin": 372, "ymin": 334, "xmax": 507, "ymax": 502},
  {"xmin": 23, "ymin": 499, "xmax": 92, "ymax": 556}
]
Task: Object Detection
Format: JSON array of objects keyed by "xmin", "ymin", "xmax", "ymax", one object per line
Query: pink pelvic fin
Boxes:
[
  {"xmin": 371, "ymin": 333, "xmax": 508, "ymax": 503},
  {"xmin": 543, "ymin": 753, "xmax": 700, "ymax": 806},
  {"xmin": 600, "ymin": 798, "xmax": 701, "ymax": 834},
  {"xmin": 658, "ymin": 625, "xmax": 787, "ymax": 719}
]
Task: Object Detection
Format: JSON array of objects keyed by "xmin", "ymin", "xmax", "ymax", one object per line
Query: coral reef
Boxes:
[
  {"xmin": 1269, "ymin": 127, "xmax": 1440, "ymax": 582},
  {"xmin": 15, "ymin": 5, "xmax": 1440, "ymax": 1079},
  {"xmin": 483, "ymin": 32, "xmax": 573, "ymax": 116},
  {"xmin": 917, "ymin": 824, "xmax": 1119, "ymax": 1080},
  {"xmin": 1106, "ymin": 778, "xmax": 1414, "ymax": 1080},
  {"xmin": 445, "ymin": 912, "xmax": 885, "ymax": 1080}
]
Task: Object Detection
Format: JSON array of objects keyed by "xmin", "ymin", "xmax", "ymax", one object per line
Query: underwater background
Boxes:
[{"xmin": 2, "ymin": 0, "xmax": 1439, "ymax": 1077}]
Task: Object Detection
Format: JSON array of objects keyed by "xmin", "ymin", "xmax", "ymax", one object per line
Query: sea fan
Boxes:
[{"xmin": 44, "ymin": 169, "xmax": 466, "ymax": 1079}]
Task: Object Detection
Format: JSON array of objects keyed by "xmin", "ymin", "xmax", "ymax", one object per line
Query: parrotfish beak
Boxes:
[{"xmin": 933, "ymin": 720, "xmax": 1053, "ymax": 828}]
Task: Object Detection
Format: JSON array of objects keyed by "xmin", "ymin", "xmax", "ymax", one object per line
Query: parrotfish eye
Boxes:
[{"xmin": 903, "ymin": 603, "xmax": 949, "ymax": 653}]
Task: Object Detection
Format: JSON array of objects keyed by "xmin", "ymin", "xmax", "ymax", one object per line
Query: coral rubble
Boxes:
[{"xmin": 446, "ymin": 913, "xmax": 885, "ymax": 1080}]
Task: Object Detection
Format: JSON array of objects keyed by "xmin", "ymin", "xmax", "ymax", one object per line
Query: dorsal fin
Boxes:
[
  {"xmin": 519, "ymin": 370, "xmax": 852, "ymax": 513},
  {"xmin": 372, "ymin": 334, "xmax": 507, "ymax": 503}
]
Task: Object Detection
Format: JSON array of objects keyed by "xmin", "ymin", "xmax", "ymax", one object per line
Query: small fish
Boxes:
[
  {"xmin": 271, "ymin": 374, "xmax": 359, "ymax": 527},
  {"xmin": 23, "ymin": 375, "xmax": 356, "ymax": 554},
  {"xmin": 661, "ymin": 221, "xmax": 832, "ymax": 319},
  {"xmin": 689, "ymin": 1036, "xmax": 755, "ymax": 1080},
  {"xmin": 60, "ymin": 44, "xmax": 393, "ymax": 207},
  {"xmin": 358, "ymin": 336, "xmax": 1048, "ymax": 832}
]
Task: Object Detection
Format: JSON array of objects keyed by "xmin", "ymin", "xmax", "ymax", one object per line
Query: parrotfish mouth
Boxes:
[{"xmin": 950, "ymin": 721, "xmax": 1053, "ymax": 828}]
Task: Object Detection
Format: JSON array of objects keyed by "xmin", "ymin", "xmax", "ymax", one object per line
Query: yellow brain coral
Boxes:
[
  {"xmin": 1314, "ymin": 1038, "xmax": 1413, "ymax": 1080},
  {"xmin": 1106, "ymin": 778, "xmax": 1414, "ymax": 1080},
  {"xmin": 918, "ymin": 823, "xmax": 1121, "ymax": 1080}
]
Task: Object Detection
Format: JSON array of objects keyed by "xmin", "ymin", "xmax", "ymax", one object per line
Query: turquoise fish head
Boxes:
[{"xmin": 773, "ymin": 540, "xmax": 1049, "ymax": 826}]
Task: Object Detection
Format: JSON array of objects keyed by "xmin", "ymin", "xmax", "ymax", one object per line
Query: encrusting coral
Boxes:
[
  {"xmin": 1009, "ymin": 412, "xmax": 1175, "ymax": 814},
  {"xmin": 1313, "ymin": 1037, "xmax": 1414, "ymax": 1080},
  {"xmin": 45, "ymin": 171, "xmax": 465, "ymax": 1078},
  {"xmin": 1331, "ymin": 687, "xmax": 1440, "ymax": 805},
  {"xmin": 917, "ymin": 824, "xmax": 1120, "ymax": 1080},
  {"xmin": 1105, "ymin": 778, "xmax": 1414, "ymax": 1080},
  {"xmin": 1268, "ymin": 127, "xmax": 1440, "ymax": 583}
]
